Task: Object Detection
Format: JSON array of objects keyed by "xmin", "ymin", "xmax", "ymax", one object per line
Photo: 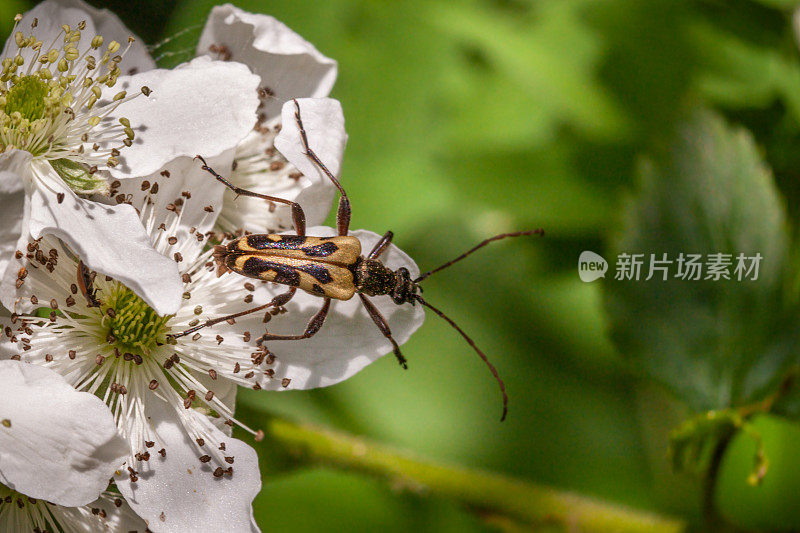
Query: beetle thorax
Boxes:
[{"xmin": 354, "ymin": 259, "xmax": 418, "ymax": 304}]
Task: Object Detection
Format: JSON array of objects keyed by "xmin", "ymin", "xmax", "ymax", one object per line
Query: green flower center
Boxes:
[
  {"xmin": 3, "ymin": 75, "xmax": 47, "ymax": 121},
  {"xmin": 103, "ymin": 285, "xmax": 171, "ymax": 355}
]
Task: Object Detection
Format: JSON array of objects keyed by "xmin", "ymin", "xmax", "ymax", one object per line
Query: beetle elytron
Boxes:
[{"xmin": 173, "ymin": 100, "xmax": 543, "ymax": 420}]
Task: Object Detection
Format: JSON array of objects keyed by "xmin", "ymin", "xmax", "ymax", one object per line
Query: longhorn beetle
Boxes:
[{"xmin": 172, "ymin": 100, "xmax": 543, "ymax": 420}]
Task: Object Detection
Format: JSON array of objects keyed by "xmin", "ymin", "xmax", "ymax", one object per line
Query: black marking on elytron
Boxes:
[
  {"xmin": 243, "ymin": 234, "xmax": 304, "ymax": 250},
  {"xmin": 311, "ymin": 283, "xmax": 325, "ymax": 294},
  {"xmin": 241, "ymin": 235, "xmax": 340, "ymax": 259},
  {"xmin": 241, "ymin": 256, "xmax": 335, "ymax": 285},
  {"xmin": 300, "ymin": 241, "xmax": 339, "ymax": 257},
  {"xmin": 242, "ymin": 257, "xmax": 300, "ymax": 286},
  {"xmin": 296, "ymin": 262, "xmax": 335, "ymax": 283}
]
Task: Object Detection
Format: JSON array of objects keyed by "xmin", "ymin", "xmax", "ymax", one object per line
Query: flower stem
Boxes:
[{"xmin": 266, "ymin": 417, "xmax": 685, "ymax": 532}]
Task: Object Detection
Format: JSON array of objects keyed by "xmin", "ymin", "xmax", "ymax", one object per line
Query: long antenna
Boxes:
[
  {"xmin": 415, "ymin": 230, "xmax": 544, "ymax": 282},
  {"xmin": 414, "ymin": 295, "xmax": 508, "ymax": 421}
]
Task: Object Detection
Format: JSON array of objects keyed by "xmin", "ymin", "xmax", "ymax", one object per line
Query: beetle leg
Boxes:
[
  {"xmin": 195, "ymin": 155, "xmax": 307, "ymax": 236},
  {"xmin": 367, "ymin": 231, "xmax": 394, "ymax": 260},
  {"xmin": 358, "ymin": 293, "xmax": 407, "ymax": 369},
  {"xmin": 169, "ymin": 288, "xmax": 296, "ymax": 339},
  {"xmin": 291, "ymin": 99, "xmax": 351, "ymax": 236},
  {"xmin": 256, "ymin": 297, "xmax": 331, "ymax": 343}
]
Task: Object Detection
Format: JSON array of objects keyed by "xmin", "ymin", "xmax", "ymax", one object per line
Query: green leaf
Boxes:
[
  {"xmin": 428, "ymin": 0, "xmax": 628, "ymax": 149},
  {"xmin": 605, "ymin": 109, "xmax": 794, "ymax": 413},
  {"xmin": 691, "ymin": 20, "xmax": 800, "ymax": 122}
]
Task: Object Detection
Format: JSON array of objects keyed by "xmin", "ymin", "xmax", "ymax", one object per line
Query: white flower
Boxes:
[
  {"xmin": 136, "ymin": 2, "xmax": 343, "ymax": 235},
  {"xmin": 0, "ymin": 358, "xmax": 145, "ymax": 531},
  {"xmin": 0, "ymin": 0, "xmax": 261, "ymax": 317},
  {"xmin": 4, "ymin": 166, "xmax": 264, "ymax": 531},
  {"xmin": 197, "ymin": 4, "xmax": 340, "ymax": 235}
]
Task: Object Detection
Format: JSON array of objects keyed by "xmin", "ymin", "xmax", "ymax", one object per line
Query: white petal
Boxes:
[
  {"xmin": 5, "ymin": 0, "xmax": 153, "ymax": 75},
  {"xmin": 0, "ymin": 195, "xmax": 27, "ymax": 300},
  {"xmin": 115, "ymin": 151, "xmax": 233, "ymax": 236},
  {"xmin": 198, "ymin": 4, "xmax": 337, "ymax": 119},
  {"xmin": 27, "ymin": 174, "xmax": 183, "ymax": 315},
  {"xmin": 0, "ymin": 190, "xmax": 25, "ymax": 258},
  {"xmin": 0, "ymin": 200, "xmax": 31, "ymax": 315},
  {"xmin": 254, "ymin": 227, "xmax": 425, "ymax": 390},
  {"xmin": 108, "ymin": 57, "xmax": 260, "ymax": 180},
  {"xmin": 0, "ymin": 149, "xmax": 30, "ymax": 194},
  {"xmin": 56, "ymin": 492, "xmax": 149, "ymax": 532},
  {"xmin": 273, "ymin": 98, "xmax": 346, "ymax": 228},
  {"xmin": 0, "ymin": 313, "xmax": 13, "ymax": 360},
  {"xmin": 0, "ymin": 151, "xmax": 32, "ymax": 310},
  {"xmin": 0, "ymin": 152, "xmax": 32, "ymax": 311},
  {"xmin": 0, "ymin": 360, "xmax": 126, "ymax": 506},
  {"xmin": 116, "ymin": 399, "xmax": 261, "ymax": 533}
]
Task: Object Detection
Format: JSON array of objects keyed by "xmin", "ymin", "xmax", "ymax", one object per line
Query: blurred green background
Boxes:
[{"xmin": 9, "ymin": 0, "xmax": 800, "ymax": 530}]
